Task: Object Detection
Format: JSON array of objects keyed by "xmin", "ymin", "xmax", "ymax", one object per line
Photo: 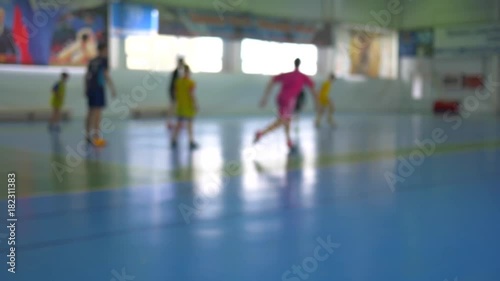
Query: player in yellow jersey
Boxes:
[
  {"xmin": 315, "ymin": 73, "xmax": 336, "ymax": 128},
  {"xmin": 171, "ymin": 65, "xmax": 199, "ymax": 150},
  {"xmin": 48, "ymin": 72, "xmax": 69, "ymax": 132}
]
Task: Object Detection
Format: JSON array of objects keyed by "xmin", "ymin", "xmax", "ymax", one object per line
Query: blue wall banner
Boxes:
[
  {"xmin": 434, "ymin": 23, "xmax": 500, "ymax": 56},
  {"xmin": 110, "ymin": 3, "xmax": 159, "ymax": 36},
  {"xmin": 158, "ymin": 5, "xmax": 332, "ymax": 46}
]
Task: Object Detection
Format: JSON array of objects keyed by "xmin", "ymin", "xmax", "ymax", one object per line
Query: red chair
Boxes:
[{"xmin": 433, "ymin": 100, "xmax": 460, "ymax": 114}]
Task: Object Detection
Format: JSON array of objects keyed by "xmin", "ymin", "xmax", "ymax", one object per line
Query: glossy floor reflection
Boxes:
[{"xmin": 0, "ymin": 114, "xmax": 499, "ymax": 281}]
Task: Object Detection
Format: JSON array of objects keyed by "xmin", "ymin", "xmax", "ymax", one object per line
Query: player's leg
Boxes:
[
  {"xmin": 187, "ymin": 119, "xmax": 198, "ymax": 149},
  {"xmin": 90, "ymin": 88, "xmax": 108, "ymax": 146},
  {"xmin": 85, "ymin": 89, "xmax": 105, "ymax": 146},
  {"xmin": 52, "ymin": 107, "xmax": 61, "ymax": 125},
  {"xmin": 171, "ymin": 117, "xmax": 183, "ymax": 148},
  {"xmin": 89, "ymin": 90, "xmax": 103, "ymax": 138},
  {"xmin": 294, "ymin": 91, "xmax": 305, "ymax": 132},
  {"xmin": 53, "ymin": 107, "xmax": 61, "ymax": 131},
  {"xmin": 49, "ymin": 107, "xmax": 56, "ymax": 129},
  {"xmin": 254, "ymin": 118, "xmax": 284, "ymax": 143},
  {"xmin": 89, "ymin": 108, "xmax": 102, "ymax": 143},
  {"xmin": 94, "ymin": 108, "xmax": 103, "ymax": 137},
  {"xmin": 85, "ymin": 91, "xmax": 95, "ymax": 141},
  {"xmin": 85, "ymin": 107, "xmax": 102, "ymax": 145},
  {"xmin": 254, "ymin": 99, "xmax": 292, "ymax": 143},
  {"xmin": 315, "ymin": 105, "xmax": 325, "ymax": 128},
  {"xmin": 283, "ymin": 118, "xmax": 293, "ymax": 147},
  {"xmin": 327, "ymin": 101, "xmax": 336, "ymax": 127},
  {"xmin": 88, "ymin": 108, "xmax": 100, "ymax": 141},
  {"xmin": 92, "ymin": 108, "xmax": 107, "ymax": 146},
  {"xmin": 167, "ymin": 91, "xmax": 176, "ymax": 129},
  {"xmin": 49, "ymin": 97, "xmax": 60, "ymax": 130},
  {"xmin": 283, "ymin": 115, "xmax": 299, "ymax": 153},
  {"xmin": 254, "ymin": 106, "xmax": 289, "ymax": 144},
  {"xmin": 85, "ymin": 108, "xmax": 93, "ymax": 141}
]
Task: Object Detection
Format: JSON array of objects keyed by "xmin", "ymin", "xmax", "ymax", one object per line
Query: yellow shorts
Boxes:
[
  {"xmin": 318, "ymin": 97, "xmax": 330, "ymax": 107},
  {"xmin": 177, "ymin": 106, "xmax": 195, "ymax": 119},
  {"xmin": 51, "ymin": 98, "xmax": 64, "ymax": 109}
]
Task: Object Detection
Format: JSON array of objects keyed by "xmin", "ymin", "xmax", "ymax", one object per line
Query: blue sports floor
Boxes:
[{"xmin": 0, "ymin": 114, "xmax": 499, "ymax": 281}]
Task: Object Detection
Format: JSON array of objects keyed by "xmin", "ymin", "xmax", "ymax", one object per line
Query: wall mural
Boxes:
[{"xmin": 0, "ymin": 0, "xmax": 107, "ymax": 66}]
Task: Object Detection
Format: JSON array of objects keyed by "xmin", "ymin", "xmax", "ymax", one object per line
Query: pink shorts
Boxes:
[{"xmin": 276, "ymin": 97, "xmax": 296, "ymax": 120}]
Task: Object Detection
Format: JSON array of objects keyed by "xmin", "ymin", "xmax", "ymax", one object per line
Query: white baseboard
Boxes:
[{"xmin": 0, "ymin": 109, "xmax": 71, "ymax": 122}]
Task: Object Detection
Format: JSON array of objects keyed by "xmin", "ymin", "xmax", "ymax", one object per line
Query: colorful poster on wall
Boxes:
[
  {"xmin": 349, "ymin": 30, "xmax": 381, "ymax": 77},
  {"xmin": 0, "ymin": 0, "xmax": 107, "ymax": 66},
  {"xmin": 399, "ymin": 29, "xmax": 433, "ymax": 57},
  {"xmin": 158, "ymin": 6, "xmax": 332, "ymax": 46},
  {"xmin": 0, "ymin": 0, "xmax": 16, "ymax": 64},
  {"xmin": 50, "ymin": 5, "xmax": 107, "ymax": 66}
]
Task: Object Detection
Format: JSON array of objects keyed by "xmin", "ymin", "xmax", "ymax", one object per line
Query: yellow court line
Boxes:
[{"xmin": 1, "ymin": 139, "xmax": 500, "ymax": 199}]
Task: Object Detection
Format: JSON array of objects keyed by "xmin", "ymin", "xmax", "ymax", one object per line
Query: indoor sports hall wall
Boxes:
[
  {"xmin": 0, "ymin": 68, "xmax": 411, "ymax": 118},
  {"xmin": 399, "ymin": 22, "xmax": 500, "ymax": 115},
  {"xmin": 2, "ymin": 0, "xmax": 500, "ymax": 118}
]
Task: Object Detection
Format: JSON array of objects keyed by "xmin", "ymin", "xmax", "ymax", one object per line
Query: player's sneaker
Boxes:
[{"xmin": 93, "ymin": 138, "xmax": 107, "ymax": 147}]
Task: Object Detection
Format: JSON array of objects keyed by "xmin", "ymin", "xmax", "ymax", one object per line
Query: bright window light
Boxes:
[
  {"xmin": 412, "ymin": 75, "xmax": 423, "ymax": 100},
  {"xmin": 126, "ymin": 57, "xmax": 151, "ymax": 70},
  {"xmin": 186, "ymin": 37, "xmax": 223, "ymax": 73},
  {"xmin": 125, "ymin": 35, "xmax": 152, "ymax": 55},
  {"xmin": 241, "ymin": 38, "xmax": 318, "ymax": 76},
  {"xmin": 125, "ymin": 35, "xmax": 223, "ymax": 72}
]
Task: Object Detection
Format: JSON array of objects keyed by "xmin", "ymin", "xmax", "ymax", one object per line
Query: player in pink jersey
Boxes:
[{"xmin": 254, "ymin": 58, "xmax": 318, "ymax": 152}]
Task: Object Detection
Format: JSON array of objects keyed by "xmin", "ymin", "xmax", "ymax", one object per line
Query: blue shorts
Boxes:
[{"xmin": 87, "ymin": 88, "xmax": 106, "ymax": 108}]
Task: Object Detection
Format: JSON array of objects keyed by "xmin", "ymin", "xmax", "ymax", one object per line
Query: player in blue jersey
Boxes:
[{"xmin": 84, "ymin": 42, "xmax": 116, "ymax": 146}]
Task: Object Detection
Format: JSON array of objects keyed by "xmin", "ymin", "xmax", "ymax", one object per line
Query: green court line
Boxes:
[
  {"xmin": 269, "ymin": 139, "xmax": 500, "ymax": 172},
  {"xmin": 1, "ymin": 139, "xmax": 499, "ymax": 199}
]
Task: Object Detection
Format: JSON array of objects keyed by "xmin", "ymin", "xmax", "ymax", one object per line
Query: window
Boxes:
[
  {"xmin": 241, "ymin": 38, "xmax": 318, "ymax": 76},
  {"xmin": 125, "ymin": 35, "xmax": 223, "ymax": 72},
  {"xmin": 125, "ymin": 35, "xmax": 155, "ymax": 70}
]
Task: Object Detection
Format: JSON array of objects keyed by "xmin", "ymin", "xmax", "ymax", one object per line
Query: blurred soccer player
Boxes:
[
  {"xmin": 84, "ymin": 43, "xmax": 116, "ymax": 146},
  {"xmin": 167, "ymin": 57, "xmax": 185, "ymax": 129},
  {"xmin": 254, "ymin": 58, "xmax": 317, "ymax": 152},
  {"xmin": 315, "ymin": 73, "xmax": 336, "ymax": 128},
  {"xmin": 48, "ymin": 72, "xmax": 69, "ymax": 132},
  {"xmin": 170, "ymin": 65, "xmax": 199, "ymax": 150}
]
